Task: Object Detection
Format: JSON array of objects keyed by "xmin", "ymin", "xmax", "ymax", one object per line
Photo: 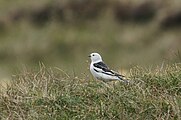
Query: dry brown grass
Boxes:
[{"xmin": 0, "ymin": 64, "xmax": 181, "ymax": 119}]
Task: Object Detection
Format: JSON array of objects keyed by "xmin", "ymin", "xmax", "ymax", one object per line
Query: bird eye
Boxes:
[{"xmin": 92, "ymin": 54, "xmax": 95, "ymax": 56}]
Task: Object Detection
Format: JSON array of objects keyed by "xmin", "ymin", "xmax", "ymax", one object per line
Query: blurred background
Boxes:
[{"xmin": 0, "ymin": 0, "xmax": 181, "ymax": 78}]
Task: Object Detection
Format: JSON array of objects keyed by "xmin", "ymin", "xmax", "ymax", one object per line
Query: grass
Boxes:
[
  {"xmin": 0, "ymin": 1, "xmax": 181, "ymax": 119},
  {"xmin": 0, "ymin": 63, "xmax": 181, "ymax": 119}
]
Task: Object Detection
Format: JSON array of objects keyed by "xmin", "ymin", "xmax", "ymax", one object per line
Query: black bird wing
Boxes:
[{"xmin": 93, "ymin": 61, "xmax": 125, "ymax": 77}]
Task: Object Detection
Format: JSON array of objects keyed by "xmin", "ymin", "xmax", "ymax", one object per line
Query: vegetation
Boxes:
[
  {"xmin": 0, "ymin": 0, "xmax": 181, "ymax": 119},
  {"xmin": 1, "ymin": 64, "xmax": 181, "ymax": 119}
]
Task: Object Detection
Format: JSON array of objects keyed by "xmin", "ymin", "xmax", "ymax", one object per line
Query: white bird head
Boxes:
[{"xmin": 89, "ymin": 53, "xmax": 102, "ymax": 63}]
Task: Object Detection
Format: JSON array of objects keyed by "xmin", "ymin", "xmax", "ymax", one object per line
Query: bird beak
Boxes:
[{"xmin": 88, "ymin": 55, "xmax": 91, "ymax": 57}]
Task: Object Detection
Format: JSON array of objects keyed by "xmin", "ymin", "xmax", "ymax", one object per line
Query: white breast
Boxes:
[{"xmin": 90, "ymin": 63, "xmax": 97, "ymax": 78}]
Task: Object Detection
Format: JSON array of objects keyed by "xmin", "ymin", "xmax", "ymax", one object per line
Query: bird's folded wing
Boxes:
[
  {"xmin": 93, "ymin": 62, "xmax": 125, "ymax": 77},
  {"xmin": 93, "ymin": 62, "xmax": 112, "ymax": 73}
]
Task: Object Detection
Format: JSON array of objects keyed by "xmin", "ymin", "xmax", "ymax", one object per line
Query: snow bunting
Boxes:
[{"xmin": 89, "ymin": 52, "xmax": 129, "ymax": 83}]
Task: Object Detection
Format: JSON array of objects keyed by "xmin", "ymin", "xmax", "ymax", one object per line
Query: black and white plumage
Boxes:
[{"xmin": 89, "ymin": 52, "xmax": 129, "ymax": 83}]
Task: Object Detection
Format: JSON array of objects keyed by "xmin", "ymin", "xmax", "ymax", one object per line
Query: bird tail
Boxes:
[{"xmin": 117, "ymin": 76, "xmax": 129, "ymax": 84}]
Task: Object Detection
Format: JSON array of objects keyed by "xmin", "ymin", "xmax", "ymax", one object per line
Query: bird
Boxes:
[{"xmin": 88, "ymin": 52, "xmax": 129, "ymax": 83}]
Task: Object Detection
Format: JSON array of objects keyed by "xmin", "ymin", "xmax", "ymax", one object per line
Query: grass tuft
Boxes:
[{"xmin": 1, "ymin": 64, "xmax": 181, "ymax": 119}]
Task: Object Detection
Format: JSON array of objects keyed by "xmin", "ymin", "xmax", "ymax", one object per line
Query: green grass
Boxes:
[
  {"xmin": 1, "ymin": 63, "xmax": 181, "ymax": 119},
  {"xmin": 0, "ymin": 1, "xmax": 181, "ymax": 119}
]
